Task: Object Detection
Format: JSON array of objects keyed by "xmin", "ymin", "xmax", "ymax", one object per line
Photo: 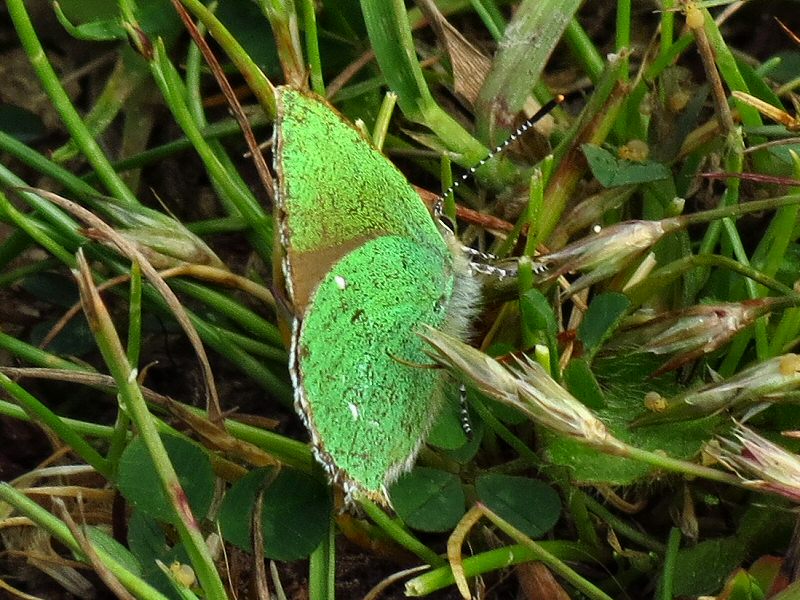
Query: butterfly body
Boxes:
[{"xmin": 274, "ymin": 87, "xmax": 478, "ymax": 501}]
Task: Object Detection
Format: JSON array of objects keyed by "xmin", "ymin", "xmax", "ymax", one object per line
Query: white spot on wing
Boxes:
[
  {"xmin": 348, "ymin": 402, "xmax": 360, "ymax": 420},
  {"xmin": 335, "ymin": 275, "xmax": 347, "ymax": 290}
]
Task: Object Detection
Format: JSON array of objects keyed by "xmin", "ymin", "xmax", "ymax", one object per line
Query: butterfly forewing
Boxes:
[{"xmin": 275, "ymin": 87, "xmax": 447, "ymax": 314}]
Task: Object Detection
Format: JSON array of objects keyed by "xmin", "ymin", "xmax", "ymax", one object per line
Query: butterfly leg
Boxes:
[
  {"xmin": 465, "ymin": 248, "xmax": 550, "ymax": 281},
  {"xmin": 461, "ymin": 246, "xmax": 499, "ymax": 262},
  {"xmin": 468, "ymin": 261, "xmax": 518, "ymax": 278}
]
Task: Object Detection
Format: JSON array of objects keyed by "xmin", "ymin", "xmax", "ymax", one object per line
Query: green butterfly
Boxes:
[{"xmin": 274, "ymin": 88, "xmax": 479, "ymax": 502}]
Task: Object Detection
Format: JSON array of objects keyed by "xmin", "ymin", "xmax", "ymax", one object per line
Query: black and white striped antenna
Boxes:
[{"xmin": 433, "ymin": 94, "xmax": 565, "ymax": 220}]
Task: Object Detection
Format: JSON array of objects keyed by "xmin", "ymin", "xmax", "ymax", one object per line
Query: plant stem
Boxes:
[{"xmin": 6, "ymin": 0, "xmax": 138, "ymax": 205}]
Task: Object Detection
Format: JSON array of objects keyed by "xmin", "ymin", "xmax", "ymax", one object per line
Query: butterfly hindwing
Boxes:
[{"xmin": 297, "ymin": 236, "xmax": 453, "ymax": 497}]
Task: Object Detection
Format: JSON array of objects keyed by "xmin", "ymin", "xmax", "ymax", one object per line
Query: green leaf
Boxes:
[
  {"xmin": 127, "ymin": 509, "xmax": 168, "ymax": 568},
  {"xmin": 30, "ymin": 316, "xmax": 94, "ymax": 357},
  {"xmin": 671, "ymin": 537, "xmax": 747, "ymax": 597},
  {"xmin": 260, "ymin": 470, "xmax": 331, "ymax": 560},
  {"xmin": 217, "ymin": 471, "xmax": 259, "ymax": 553},
  {"xmin": 389, "ymin": 467, "xmax": 465, "ymax": 532},
  {"xmin": 747, "ymin": 556, "xmax": 781, "ymax": 596},
  {"xmin": 563, "ymin": 358, "xmax": 606, "ymax": 409},
  {"xmin": 22, "ymin": 271, "xmax": 109, "ymax": 356},
  {"xmin": 216, "ymin": 0, "xmax": 280, "ymax": 73},
  {"xmin": 54, "ymin": 0, "xmax": 181, "ymax": 41},
  {"xmin": 428, "ymin": 385, "xmax": 484, "ymax": 459},
  {"xmin": 118, "ymin": 435, "xmax": 214, "ymax": 525},
  {"xmin": 770, "ymin": 50, "xmax": 800, "ymax": 84},
  {"xmin": 577, "ymin": 292, "xmax": 630, "ymax": 352},
  {"xmin": 583, "ymin": 144, "xmax": 671, "ymax": 187},
  {"xmin": 766, "ymin": 141, "xmax": 800, "ymax": 168},
  {"xmin": 0, "ymin": 104, "xmax": 46, "ymax": 143},
  {"xmin": 723, "ymin": 570, "xmax": 764, "ymax": 600},
  {"xmin": 86, "ymin": 526, "xmax": 142, "ymax": 577},
  {"xmin": 544, "ymin": 353, "xmax": 714, "ymax": 485},
  {"xmin": 735, "ymin": 57, "xmax": 783, "ymax": 110},
  {"xmin": 427, "ymin": 394, "xmax": 469, "ymax": 450},
  {"xmin": 520, "ymin": 288, "xmax": 558, "ymax": 336},
  {"xmin": 485, "ymin": 395, "xmax": 527, "ymax": 425},
  {"xmin": 475, "ymin": 474, "xmax": 560, "ymax": 538},
  {"xmin": 22, "ymin": 272, "xmax": 79, "ymax": 308},
  {"xmin": 127, "ymin": 510, "xmax": 188, "ymax": 600},
  {"xmin": 53, "ymin": 5, "xmax": 125, "ymax": 41},
  {"xmin": 218, "ymin": 468, "xmax": 332, "ymax": 561},
  {"xmin": 53, "ymin": 0, "xmax": 118, "ymax": 22},
  {"xmin": 442, "ymin": 409, "xmax": 484, "ymax": 465}
]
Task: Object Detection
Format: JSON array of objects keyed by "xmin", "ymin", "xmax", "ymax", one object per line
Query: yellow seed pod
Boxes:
[
  {"xmin": 779, "ymin": 353, "xmax": 800, "ymax": 376},
  {"xmin": 618, "ymin": 139, "xmax": 650, "ymax": 162},
  {"xmin": 685, "ymin": 4, "xmax": 705, "ymax": 30},
  {"xmin": 668, "ymin": 89, "xmax": 691, "ymax": 112},
  {"xmin": 169, "ymin": 562, "xmax": 197, "ymax": 588},
  {"xmin": 644, "ymin": 391, "xmax": 667, "ymax": 412}
]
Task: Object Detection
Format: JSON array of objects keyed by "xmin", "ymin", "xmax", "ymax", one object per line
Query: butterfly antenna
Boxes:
[
  {"xmin": 434, "ymin": 94, "xmax": 565, "ymax": 219},
  {"xmin": 458, "ymin": 383, "xmax": 473, "ymax": 440}
]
